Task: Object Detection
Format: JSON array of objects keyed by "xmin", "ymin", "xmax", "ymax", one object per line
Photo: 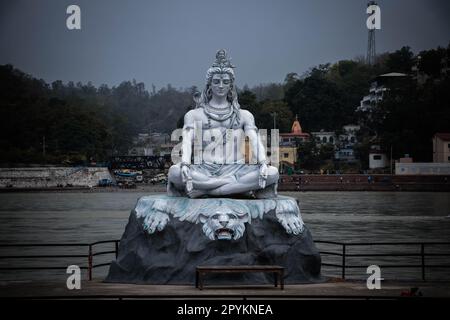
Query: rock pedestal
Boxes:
[{"xmin": 105, "ymin": 195, "xmax": 323, "ymax": 285}]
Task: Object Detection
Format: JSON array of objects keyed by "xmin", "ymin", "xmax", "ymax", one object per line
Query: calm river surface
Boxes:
[{"xmin": 0, "ymin": 191, "xmax": 449, "ymax": 281}]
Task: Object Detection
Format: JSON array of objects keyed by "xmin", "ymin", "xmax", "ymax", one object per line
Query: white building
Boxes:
[
  {"xmin": 356, "ymin": 73, "xmax": 408, "ymax": 113},
  {"xmin": 433, "ymin": 133, "xmax": 450, "ymax": 163},
  {"xmin": 312, "ymin": 125, "xmax": 360, "ymax": 147},
  {"xmin": 369, "ymin": 152, "xmax": 388, "ymax": 169},
  {"xmin": 311, "ymin": 130, "xmax": 336, "ymax": 145},
  {"xmin": 335, "ymin": 148, "xmax": 356, "ymax": 162},
  {"xmin": 312, "ymin": 125, "xmax": 361, "ymax": 163}
]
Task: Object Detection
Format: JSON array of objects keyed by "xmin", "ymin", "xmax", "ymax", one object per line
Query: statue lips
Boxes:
[
  {"xmin": 215, "ymin": 228, "xmax": 234, "ymax": 240},
  {"xmin": 214, "ymin": 212, "xmax": 235, "ymax": 240}
]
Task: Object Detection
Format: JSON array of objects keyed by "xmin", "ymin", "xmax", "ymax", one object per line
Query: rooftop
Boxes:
[
  {"xmin": 434, "ymin": 133, "xmax": 450, "ymax": 141},
  {"xmin": 379, "ymin": 72, "xmax": 408, "ymax": 77}
]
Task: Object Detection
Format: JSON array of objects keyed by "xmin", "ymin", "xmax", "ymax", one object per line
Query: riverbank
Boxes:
[
  {"xmin": 0, "ymin": 167, "xmax": 113, "ymax": 189},
  {"xmin": 278, "ymin": 174, "xmax": 450, "ymax": 192},
  {"xmin": 1, "ymin": 174, "xmax": 450, "ymax": 192},
  {"xmin": 0, "ymin": 185, "xmax": 167, "ymax": 193}
]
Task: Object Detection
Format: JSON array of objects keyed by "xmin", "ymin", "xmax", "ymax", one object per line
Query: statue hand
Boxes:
[
  {"xmin": 181, "ymin": 165, "xmax": 190, "ymax": 182},
  {"xmin": 259, "ymin": 163, "xmax": 268, "ymax": 189},
  {"xmin": 181, "ymin": 165, "xmax": 193, "ymax": 192}
]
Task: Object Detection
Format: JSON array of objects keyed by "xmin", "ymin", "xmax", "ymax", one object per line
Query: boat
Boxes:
[{"xmin": 114, "ymin": 169, "xmax": 138, "ymax": 177}]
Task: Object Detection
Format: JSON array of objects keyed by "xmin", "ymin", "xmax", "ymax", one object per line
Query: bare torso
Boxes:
[{"xmin": 185, "ymin": 108, "xmax": 255, "ymax": 164}]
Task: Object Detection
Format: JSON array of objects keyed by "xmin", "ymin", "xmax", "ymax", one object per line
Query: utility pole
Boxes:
[
  {"xmin": 42, "ymin": 135, "xmax": 46, "ymax": 158},
  {"xmin": 390, "ymin": 145, "xmax": 393, "ymax": 175},
  {"xmin": 271, "ymin": 112, "xmax": 277, "ymax": 130}
]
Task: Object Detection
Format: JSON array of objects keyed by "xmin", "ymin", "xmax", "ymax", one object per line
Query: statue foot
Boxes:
[
  {"xmin": 167, "ymin": 182, "xmax": 186, "ymax": 197},
  {"xmin": 187, "ymin": 189, "xmax": 208, "ymax": 199}
]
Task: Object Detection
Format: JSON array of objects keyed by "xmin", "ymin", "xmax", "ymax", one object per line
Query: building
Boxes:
[
  {"xmin": 312, "ymin": 125, "xmax": 359, "ymax": 156},
  {"xmin": 310, "ymin": 125, "xmax": 360, "ymax": 164},
  {"xmin": 159, "ymin": 142, "xmax": 177, "ymax": 157},
  {"xmin": 369, "ymin": 152, "xmax": 388, "ymax": 169},
  {"xmin": 279, "ymin": 148, "xmax": 297, "ymax": 168},
  {"xmin": 279, "ymin": 115, "xmax": 310, "ymax": 147},
  {"xmin": 396, "ymin": 162, "xmax": 450, "ymax": 175},
  {"xmin": 335, "ymin": 148, "xmax": 357, "ymax": 162},
  {"xmin": 394, "ymin": 133, "xmax": 450, "ymax": 174},
  {"xmin": 398, "ymin": 155, "xmax": 413, "ymax": 163},
  {"xmin": 433, "ymin": 133, "xmax": 450, "ymax": 163},
  {"xmin": 128, "ymin": 132, "xmax": 171, "ymax": 156},
  {"xmin": 128, "ymin": 146, "xmax": 154, "ymax": 156},
  {"xmin": 279, "ymin": 116, "xmax": 309, "ymax": 172},
  {"xmin": 356, "ymin": 73, "xmax": 408, "ymax": 113},
  {"xmin": 339, "ymin": 125, "xmax": 360, "ymax": 147},
  {"xmin": 369, "ymin": 145, "xmax": 388, "ymax": 169},
  {"xmin": 311, "ymin": 130, "xmax": 336, "ymax": 145}
]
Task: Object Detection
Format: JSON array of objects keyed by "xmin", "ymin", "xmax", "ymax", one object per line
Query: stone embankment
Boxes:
[
  {"xmin": 0, "ymin": 167, "xmax": 112, "ymax": 189},
  {"xmin": 278, "ymin": 174, "xmax": 450, "ymax": 191}
]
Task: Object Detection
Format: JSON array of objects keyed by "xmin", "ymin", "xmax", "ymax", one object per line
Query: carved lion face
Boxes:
[{"xmin": 199, "ymin": 209, "xmax": 249, "ymax": 241}]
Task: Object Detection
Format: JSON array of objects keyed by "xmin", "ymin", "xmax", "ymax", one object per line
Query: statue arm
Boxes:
[
  {"xmin": 243, "ymin": 110, "xmax": 267, "ymax": 164},
  {"xmin": 181, "ymin": 111, "xmax": 195, "ymax": 164}
]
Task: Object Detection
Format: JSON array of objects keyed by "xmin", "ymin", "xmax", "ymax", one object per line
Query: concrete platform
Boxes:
[{"xmin": 1, "ymin": 279, "xmax": 449, "ymax": 299}]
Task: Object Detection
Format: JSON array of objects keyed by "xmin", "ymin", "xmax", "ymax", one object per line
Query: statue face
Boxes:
[
  {"xmin": 199, "ymin": 209, "xmax": 249, "ymax": 241},
  {"xmin": 210, "ymin": 73, "xmax": 231, "ymax": 98}
]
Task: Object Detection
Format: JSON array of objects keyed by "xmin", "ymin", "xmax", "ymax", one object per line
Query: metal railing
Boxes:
[
  {"xmin": 0, "ymin": 240, "xmax": 119, "ymax": 280},
  {"xmin": 315, "ymin": 240, "xmax": 450, "ymax": 280},
  {"xmin": 1, "ymin": 240, "xmax": 449, "ymax": 281}
]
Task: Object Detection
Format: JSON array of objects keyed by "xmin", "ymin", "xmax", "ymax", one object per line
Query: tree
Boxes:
[
  {"xmin": 284, "ymin": 73, "xmax": 299, "ymax": 92},
  {"xmin": 385, "ymin": 46, "xmax": 414, "ymax": 73},
  {"xmin": 418, "ymin": 47, "xmax": 447, "ymax": 78},
  {"xmin": 297, "ymin": 140, "xmax": 320, "ymax": 171},
  {"xmin": 285, "ymin": 74, "xmax": 348, "ymax": 132},
  {"xmin": 372, "ymin": 75, "xmax": 450, "ymax": 162},
  {"xmin": 238, "ymin": 90, "xmax": 258, "ymax": 112},
  {"xmin": 259, "ymin": 101, "xmax": 293, "ymax": 132},
  {"xmin": 251, "ymin": 83, "xmax": 284, "ymax": 101}
]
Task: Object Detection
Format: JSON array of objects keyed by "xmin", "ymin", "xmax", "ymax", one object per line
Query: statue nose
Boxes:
[{"xmin": 219, "ymin": 215, "xmax": 229, "ymax": 227}]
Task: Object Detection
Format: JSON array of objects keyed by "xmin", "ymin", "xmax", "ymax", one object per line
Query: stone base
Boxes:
[{"xmin": 105, "ymin": 195, "xmax": 323, "ymax": 285}]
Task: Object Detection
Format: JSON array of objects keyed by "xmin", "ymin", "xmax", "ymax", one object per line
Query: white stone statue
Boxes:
[{"xmin": 167, "ymin": 49, "xmax": 279, "ymax": 198}]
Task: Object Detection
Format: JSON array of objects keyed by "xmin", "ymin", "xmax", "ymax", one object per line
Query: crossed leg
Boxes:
[
  {"xmin": 208, "ymin": 166, "xmax": 279, "ymax": 196},
  {"xmin": 168, "ymin": 164, "xmax": 234, "ymax": 193},
  {"xmin": 168, "ymin": 164, "xmax": 279, "ymax": 198}
]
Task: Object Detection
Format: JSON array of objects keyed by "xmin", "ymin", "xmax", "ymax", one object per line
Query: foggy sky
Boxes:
[{"xmin": 0, "ymin": 0, "xmax": 449, "ymax": 90}]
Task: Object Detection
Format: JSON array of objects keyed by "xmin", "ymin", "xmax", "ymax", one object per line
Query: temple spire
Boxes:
[{"xmin": 291, "ymin": 115, "xmax": 302, "ymax": 134}]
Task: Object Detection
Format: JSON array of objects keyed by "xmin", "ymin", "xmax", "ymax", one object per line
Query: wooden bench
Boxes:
[{"xmin": 195, "ymin": 265, "xmax": 284, "ymax": 290}]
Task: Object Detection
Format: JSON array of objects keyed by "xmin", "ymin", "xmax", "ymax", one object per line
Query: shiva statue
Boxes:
[{"xmin": 167, "ymin": 49, "xmax": 279, "ymax": 198}]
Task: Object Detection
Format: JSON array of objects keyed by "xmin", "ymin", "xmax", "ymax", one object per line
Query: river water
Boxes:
[{"xmin": 0, "ymin": 191, "xmax": 449, "ymax": 281}]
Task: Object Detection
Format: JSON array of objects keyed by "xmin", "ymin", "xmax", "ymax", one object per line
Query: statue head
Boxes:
[
  {"xmin": 199, "ymin": 208, "xmax": 250, "ymax": 241},
  {"xmin": 195, "ymin": 49, "xmax": 240, "ymax": 110}
]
